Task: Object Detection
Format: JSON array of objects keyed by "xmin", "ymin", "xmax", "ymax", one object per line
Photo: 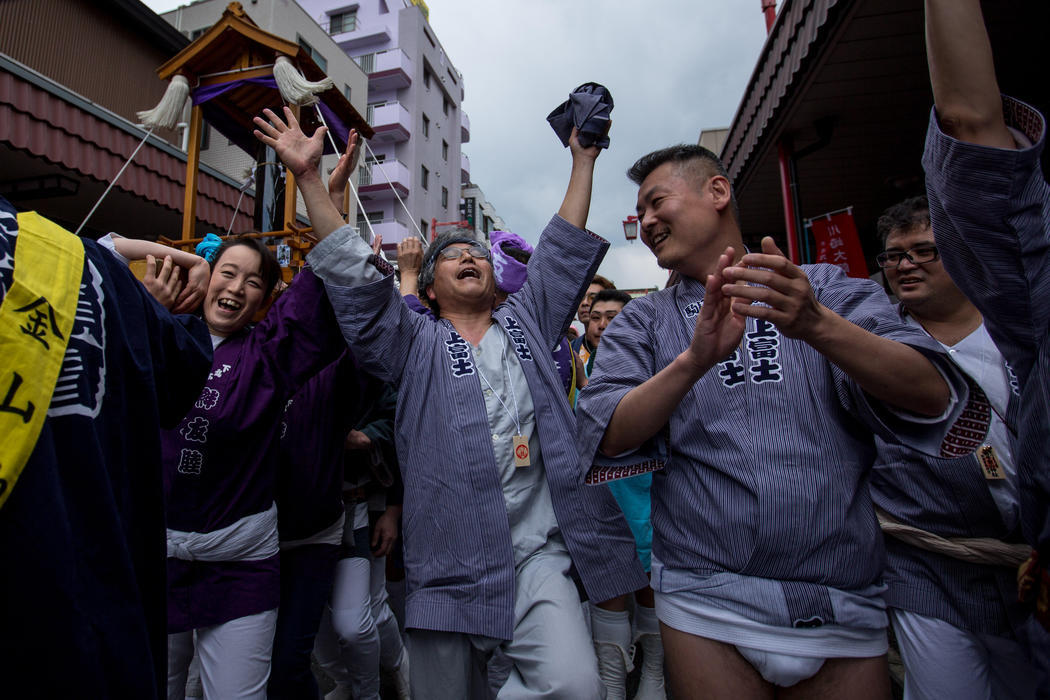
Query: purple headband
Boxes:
[{"xmin": 490, "ymin": 231, "xmax": 534, "ymax": 294}]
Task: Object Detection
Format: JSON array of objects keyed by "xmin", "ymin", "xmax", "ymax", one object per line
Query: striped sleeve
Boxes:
[
  {"xmin": 576, "ymin": 298, "xmax": 667, "ymax": 484},
  {"xmin": 810, "ymin": 265, "xmax": 976, "ymax": 457},
  {"xmin": 514, "ymin": 215, "xmax": 609, "ymax": 350},
  {"xmin": 923, "ymin": 97, "xmax": 1050, "ymax": 381}
]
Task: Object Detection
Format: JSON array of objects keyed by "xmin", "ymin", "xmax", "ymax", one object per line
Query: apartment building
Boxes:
[{"xmin": 295, "ymin": 0, "xmax": 469, "ymax": 253}]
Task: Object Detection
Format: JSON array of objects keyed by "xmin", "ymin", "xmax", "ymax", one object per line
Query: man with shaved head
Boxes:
[{"xmin": 576, "ymin": 143, "xmax": 978, "ymax": 698}]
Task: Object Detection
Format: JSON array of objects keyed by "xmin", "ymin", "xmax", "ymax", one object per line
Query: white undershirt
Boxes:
[{"xmin": 941, "ymin": 324, "xmax": 1019, "ymax": 530}]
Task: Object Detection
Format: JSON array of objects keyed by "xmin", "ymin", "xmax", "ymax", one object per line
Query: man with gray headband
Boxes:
[{"xmin": 259, "ymin": 107, "xmax": 646, "ymax": 700}]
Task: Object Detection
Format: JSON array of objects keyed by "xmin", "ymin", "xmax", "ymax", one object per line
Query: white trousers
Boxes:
[
  {"xmin": 408, "ymin": 548, "xmax": 603, "ymax": 700},
  {"xmin": 891, "ymin": 608, "xmax": 1041, "ymax": 700},
  {"xmin": 167, "ymin": 608, "xmax": 278, "ymax": 700},
  {"xmin": 313, "ymin": 554, "xmax": 406, "ymax": 699}
]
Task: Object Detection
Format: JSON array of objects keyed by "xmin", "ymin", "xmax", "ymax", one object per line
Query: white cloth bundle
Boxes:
[
  {"xmin": 136, "ymin": 74, "xmax": 190, "ymax": 130},
  {"xmin": 273, "ymin": 55, "xmax": 333, "ymax": 106}
]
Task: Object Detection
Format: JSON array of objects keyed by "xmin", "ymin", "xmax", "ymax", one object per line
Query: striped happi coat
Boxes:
[
  {"xmin": 577, "ymin": 267, "xmax": 974, "ymax": 628},
  {"xmin": 924, "ymin": 95, "xmax": 1050, "ymax": 561},
  {"xmin": 321, "ymin": 215, "xmax": 647, "ymax": 640}
]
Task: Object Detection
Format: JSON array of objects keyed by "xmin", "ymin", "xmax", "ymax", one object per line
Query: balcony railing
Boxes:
[
  {"xmin": 355, "ymin": 218, "xmax": 416, "ymax": 251},
  {"xmin": 324, "ymin": 17, "xmax": 391, "ymax": 50},
  {"xmin": 360, "ymin": 49, "xmax": 413, "ymax": 91},
  {"xmin": 368, "ymin": 102, "xmax": 411, "ymax": 142},
  {"xmin": 357, "ymin": 159, "xmax": 411, "ymax": 197}
]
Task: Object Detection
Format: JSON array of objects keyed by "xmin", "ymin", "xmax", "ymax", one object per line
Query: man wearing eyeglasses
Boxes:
[
  {"xmin": 259, "ymin": 110, "xmax": 646, "ymax": 700},
  {"xmin": 868, "ymin": 196, "xmax": 1043, "ymax": 698}
]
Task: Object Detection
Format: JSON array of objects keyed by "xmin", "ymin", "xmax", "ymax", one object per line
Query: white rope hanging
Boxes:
[
  {"xmin": 79, "ymin": 72, "xmax": 188, "ymax": 234},
  {"xmin": 75, "ymin": 126, "xmax": 155, "ymax": 236},
  {"xmin": 361, "ymin": 138, "xmax": 426, "ymax": 242},
  {"xmin": 225, "ymin": 173, "xmax": 255, "ymax": 237},
  {"xmin": 311, "ymin": 105, "xmax": 390, "ymax": 260},
  {"xmin": 274, "ymin": 56, "xmax": 333, "ymax": 106}
]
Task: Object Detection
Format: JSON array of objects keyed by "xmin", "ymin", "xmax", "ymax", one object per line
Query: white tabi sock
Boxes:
[{"xmin": 591, "ymin": 604, "xmax": 634, "ymax": 700}]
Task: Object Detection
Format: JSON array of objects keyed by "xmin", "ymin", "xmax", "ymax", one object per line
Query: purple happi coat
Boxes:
[{"xmin": 163, "ymin": 269, "xmax": 345, "ymax": 632}]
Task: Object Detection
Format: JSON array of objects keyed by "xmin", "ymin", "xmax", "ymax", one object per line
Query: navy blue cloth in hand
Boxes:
[{"xmin": 547, "ymin": 82, "xmax": 614, "ymax": 149}]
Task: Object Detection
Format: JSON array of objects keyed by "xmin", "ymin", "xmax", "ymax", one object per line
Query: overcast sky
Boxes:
[{"xmin": 143, "ymin": 0, "xmax": 774, "ymax": 290}]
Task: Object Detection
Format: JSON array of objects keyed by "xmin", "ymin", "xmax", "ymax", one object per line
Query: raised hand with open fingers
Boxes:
[
  {"xmin": 252, "ymin": 106, "xmax": 326, "ymax": 180},
  {"xmin": 720, "ymin": 236, "xmax": 828, "ymax": 340},
  {"xmin": 328, "ymin": 128, "xmax": 361, "ymax": 213}
]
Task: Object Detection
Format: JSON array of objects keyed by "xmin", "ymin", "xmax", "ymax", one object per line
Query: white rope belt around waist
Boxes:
[
  {"xmin": 167, "ymin": 502, "xmax": 279, "ymax": 562},
  {"xmin": 876, "ymin": 508, "xmax": 1030, "ymax": 567}
]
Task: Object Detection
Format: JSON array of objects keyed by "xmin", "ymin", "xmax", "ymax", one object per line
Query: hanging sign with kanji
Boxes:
[{"xmin": 808, "ymin": 208, "xmax": 869, "ymax": 279}]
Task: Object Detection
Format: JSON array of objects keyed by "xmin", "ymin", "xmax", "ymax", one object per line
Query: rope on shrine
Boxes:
[{"xmin": 75, "ymin": 126, "xmax": 156, "ymax": 236}]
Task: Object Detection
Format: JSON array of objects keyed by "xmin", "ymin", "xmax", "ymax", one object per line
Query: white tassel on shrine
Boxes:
[
  {"xmin": 273, "ymin": 55, "xmax": 333, "ymax": 106},
  {"xmin": 136, "ymin": 74, "xmax": 190, "ymax": 130}
]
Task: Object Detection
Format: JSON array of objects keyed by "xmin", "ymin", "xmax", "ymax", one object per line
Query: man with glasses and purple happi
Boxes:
[{"xmin": 869, "ymin": 195, "xmax": 1044, "ymax": 698}]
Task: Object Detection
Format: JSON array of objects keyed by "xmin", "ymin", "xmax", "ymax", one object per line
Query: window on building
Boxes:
[
  {"xmin": 297, "ymin": 36, "xmax": 327, "ymax": 71},
  {"xmin": 441, "ymin": 186, "xmax": 448, "ymax": 208},
  {"xmin": 365, "ymin": 153, "xmax": 386, "ymax": 164},
  {"xmin": 343, "ymin": 84, "xmax": 352, "ymax": 102},
  {"xmin": 446, "ymin": 68, "xmax": 458, "ymax": 85},
  {"xmin": 421, "ymin": 165, "xmax": 429, "ymax": 190},
  {"xmin": 443, "ymin": 97, "xmax": 451, "ymax": 116},
  {"xmin": 423, "ymin": 70, "xmax": 431, "ymax": 89},
  {"xmin": 423, "ymin": 28, "xmax": 436, "ymax": 48},
  {"xmin": 199, "ymin": 124, "xmax": 211, "ymax": 151},
  {"xmin": 189, "ymin": 27, "xmax": 208, "ymax": 40},
  {"xmin": 422, "ymin": 114, "xmax": 430, "ymax": 138},
  {"xmin": 421, "ymin": 219, "xmax": 429, "ymax": 238},
  {"xmin": 441, "ymin": 140, "xmax": 448, "ymax": 161},
  {"xmin": 356, "ymin": 52, "xmax": 376, "ymax": 73},
  {"xmin": 328, "ymin": 10, "xmax": 356, "ymax": 34}
]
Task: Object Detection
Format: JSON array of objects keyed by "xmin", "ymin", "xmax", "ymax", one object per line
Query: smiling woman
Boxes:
[
  {"xmin": 203, "ymin": 237, "xmax": 281, "ymax": 338},
  {"xmin": 162, "ymin": 236, "xmax": 350, "ymax": 698}
]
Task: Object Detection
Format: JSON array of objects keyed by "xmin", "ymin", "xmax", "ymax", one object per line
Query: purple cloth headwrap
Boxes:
[{"xmin": 490, "ymin": 231, "xmax": 533, "ymax": 294}]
